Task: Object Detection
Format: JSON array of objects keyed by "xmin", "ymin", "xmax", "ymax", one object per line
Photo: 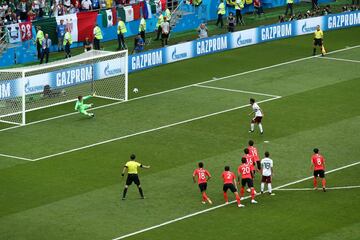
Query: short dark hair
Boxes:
[
  {"xmin": 225, "ymin": 166, "xmax": 230, "ymax": 171},
  {"xmin": 248, "ymin": 140, "xmax": 254, "ymax": 146},
  {"xmin": 244, "ymin": 148, "xmax": 249, "ymax": 154},
  {"xmin": 130, "ymin": 154, "xmax": 136, "ymax": 160},
  {"xmin": 241, "ymin": 157, "xmax": 246, "ymax": 163},
  {"xmin": 198, "ymin": 162, "xmax": 203, "ymax": 168},
  {"xmin": 313, "ymin": 148, "xmax": 319, "ymax": 154},
  {"xmin": 78, "ymin": 96, "xmax": 82, "ymax": 100},
  {"xmin": 250, "ymin": 98, "xmax": 255, "ymax": 103},
  {"xmin": 265, "ymin": 151, "xmax": 270, "ymax": 157}
]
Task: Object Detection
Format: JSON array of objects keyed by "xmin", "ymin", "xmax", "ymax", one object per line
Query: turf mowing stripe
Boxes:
[
  {"xmin": 320, "ymin": 56, "xmax": 360, "ymax": 63},
  {"xmin": 0, "ymin": 153, "xmax": 33, "ymax": 161},
  {"xmin": 0, "ymin": 45, "xmax": 358, "ymax": 133},
  {"xmin": 31, "ymin": 96, "xmax": 281, "ymax": 161},
  {"xmin": 111, "ymin": 161, "xmax": 360, "ymax": 240},
  {"xmin": 277, "ymin": 185, "xmax": 360, "ymax": 191}
]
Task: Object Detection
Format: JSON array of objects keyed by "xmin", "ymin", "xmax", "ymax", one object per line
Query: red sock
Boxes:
[
  {"xmin": 235, "ymin": 193, "xmax": 241, "ymax": 205},
  {"xmin": 322, "ymin": 178, "xmax": 326, "ymax": 188},
  {"xmin": 313, "ymin": 177, "xmax": 317, "ymax": 188},
  {"xmin": 202, "ymin": 192, "xmax": 208, "ymax": 201},
  {"xmin": 251, "ymin": 188, "xmax": 255, "ymax": 200},
  {"xmin": 240, "ymin": 187, "xmax": 245, "ymax": 197},
  {"xmin": 223, "ymin": 192, "xmax": 228, "ymax": 202}
]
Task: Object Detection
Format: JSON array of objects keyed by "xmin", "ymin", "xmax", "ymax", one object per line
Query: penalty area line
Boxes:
[
  {"xmin": 0, "ymin": 153, "xmax": 33, "ymax": 161},
  {"xmin": 111, "ymin": 161, "xmax": 360, "ymax": 240},
  {"xmin": 276, "ymin": 185, "xmax": 360, "ymax": 191}
]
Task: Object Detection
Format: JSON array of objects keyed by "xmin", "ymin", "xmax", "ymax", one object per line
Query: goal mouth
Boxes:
[{"xmin": 0, "ymin": 50, "xmax": 128, "ymax": 127}]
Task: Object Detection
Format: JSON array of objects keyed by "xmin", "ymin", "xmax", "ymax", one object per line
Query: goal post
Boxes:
[{"xmin": 0, "ymin": 49, "xmax": 128, "ymax": 126}]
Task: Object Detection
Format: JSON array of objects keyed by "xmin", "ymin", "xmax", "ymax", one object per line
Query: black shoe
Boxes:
[
  {"xmin": 91, "ymin": 113, "xmax": 95, "ymax": 118},
  {"xmin": 260, "ymin": 131, "xmax": 264, "ymax": 135},
  {"xmin": 323, "ymin": 187, "xmax": 326, "ymax": 192},
  {"xmin": 248, "ymin": 130, "xmax": 254, "ymax": 133},
  {"xmin": 122, "ymin": 197, "xmax": 126, "ymax": 200}
]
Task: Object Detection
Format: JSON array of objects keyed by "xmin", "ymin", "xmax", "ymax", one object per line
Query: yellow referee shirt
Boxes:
[
  {"xmin": 314, "ymin": 29, "xmax": 323, "ymax": 39},
  {"xmin": 125, "ymin": 161, "xmax": 142, "ymax": 174}
]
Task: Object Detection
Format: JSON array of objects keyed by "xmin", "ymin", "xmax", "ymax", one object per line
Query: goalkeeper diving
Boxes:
[{"xmin": 75, "ymin": 93, "xmax": 96, "ymax": 117}]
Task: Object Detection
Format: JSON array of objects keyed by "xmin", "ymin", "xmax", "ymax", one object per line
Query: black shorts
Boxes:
[
  {"xmin": 241, "ymin": 178, "xmax": 254, "ymax": 188},
  {"xmin": 223, "ymin": 183, "xmax": 237, "ymax": 193},
  {"xmin": 198, "ymin": 183, "xmax": 207, "ymax": 192},
  {"xmin": 126, "ymin": 174, "xmax": 141, "ymax": 186},
  {"xmin": 252, "ymin": 116, "xmax": 262, "ymax": 123},
  {"xmin": 314, "ymin": 38, "xmax": 323, "ymax": 46},
  {"xmin": 313, "ymin": 170, "xmax": 325, "ymax": 178},
  {"xmin": 261, "ymin": 175, "xmax": 272, "ymax": 183}
]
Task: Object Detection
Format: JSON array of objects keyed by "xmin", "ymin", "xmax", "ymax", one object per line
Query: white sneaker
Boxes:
[
  {"xmin": 238, "ymin": 204, "xmax": 245, "ymax": 208},
  {"xmin": 201, "ymin": 201, "xmax": 206, "ymax": 204},
  {"xmin": 240, "ymin": 197, "xmax": 245, "ymax": 200},
  {"xmin": 246, "ymin": 188, "xmax": 251, "ymax": 193},
  {"xmin": 269, "ymin": 192, "xmax": 276, "ymax": 196},
  {"xmin": 251, "ymin": 199, "xmax": 258, "ymax": 204},
  {"xmin": 207, "ymin": 198, "xmax": 213, "ymax": 204}
]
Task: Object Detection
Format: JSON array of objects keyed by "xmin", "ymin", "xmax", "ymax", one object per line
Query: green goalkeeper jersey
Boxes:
[{"xmin": 75, "ymin": 95, "xmax": 92, "ymax": 111}]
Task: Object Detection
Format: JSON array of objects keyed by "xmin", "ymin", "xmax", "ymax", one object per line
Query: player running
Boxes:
[
  {"xmin": 248, "ymin": 140, "xmax": 261, "ymax": 171},
  {"xmin": 260, "ymin": 151, "xmax": 275, "ymax": 195},
  {"xmin": 248, "ymin": 98, "xmax": 264, "ymax": 134},
  {"xmin": 74, "ymin": 93, "xmax": 96, "ymax": 117},
  {"xmin": 193, "ymin": 162, "xmax": 213, "ymax": 205},
  {"xmin": 221, "ymin": 166, "xmax": 244, "ymax": 208},
  {"xmin": 310, "ymin": 148, "xmax": 326, "ymax": 192},
  {"xmin": 238, "ymin": 157, "xmax": 257, "ymax": 204},
  {"xmin": 121, "ymin": 154, "xmax": 150, "ymax": 200}
]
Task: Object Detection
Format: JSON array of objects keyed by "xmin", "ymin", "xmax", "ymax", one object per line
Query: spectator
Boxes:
[
  {"xmin": 161, "ymin": 16, "xmax": 170, "ymax": 47},
  {"xmin": 105, "ymin": 0, "xmax": 113, "ymax": 9},
  {"xmin": 36, "ymin": 26, "xmax": 44, "ymax": 59},
  {"xmin": 235, "ymin": 0, "xmax": 245, "ymax": 25},
  {"xmin": 312, "ymin": 0, "xmax": 318, "ymax": 10},
  {"xmin": 27, "ymin": 9, "xmax": 36, "ymax": 21},
  {"xmin": 57, "ymin": 3, "xmax": 65, "ymax": 16},
  {"xmin": 63, "ymin": 0, "xmax": 71, "ymax": 9},
  {"xmin": 197, "ymin": 23, "xmax": 208, "ymax": 39},
  {"xmin": 138, "ymin": 16, "xmax": 146, "ymax": 41},
  {"xmin": 81, "ymin": 0, "xmax": 92, "ymax": 11},
  {"xmin": 56, "ymin": 19, "xmax": 65, "ymax": 51},
  {"xmin": 92, "ymin": 0, "xmax": 100, "ymax": 10},
  {"xmin": 40, "ymin": 33, "xmax": 51, "ymax": 64},
  {"xmin": 216, "ymin": 0, "xmax": 225, "ymax": 28},
  {"xmin": 278, "ymin": 15, "xmax": 285, "ymax": 23},
  {"xmin": 352, "ymin": 0, "xmax": 360, "ymax": 6},
  {"xmin": 64, "ymin": 28, "xmax": 72, "ymax": 58},
  {"xmin": 227, "ymin": 12, "xmax": 236, "ymax": 32},
  {"xmin": 132, "ymin": 33, "xmax": 144, "ymax": 53},
  {"xmin": 117, "ymin": 17, "xmax": 127, "ymax": 50},
  {"xmin": 18, "ymin": 0, "xmax": 28, "ymax": 21},
  {"xmin": 39, "ymin": 0, "xmax": 45, "ymax": 18},
  {"xmin": 254, "ymin": 0, "xmax": 264, "ymax": 16},
  {"xmin": 164, "ymin": 7, "xmax": 171, "ymax": 22},
  {"xmin": 83, "ymin": 37, "xmax": 92, "ymax": 51},
  {"xmin": 5, "ymin": 9, "xmax": 17, "ymax": 25},
  {"xmin": 285, "ymin": 0, "xmax": 294, "ymax": 16},
  {"xmin": 68, "ymin": 4, "xmax": 79, "ymax": 14},
  {"xmin": 93, "ymin": 23, "xmax": 102, "ymax": 50}
]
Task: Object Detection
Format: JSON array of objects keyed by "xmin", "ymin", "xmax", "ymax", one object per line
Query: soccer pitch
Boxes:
[{"xmin": 0, "ymin": 27, "xmax": 359, "ymax": 240}]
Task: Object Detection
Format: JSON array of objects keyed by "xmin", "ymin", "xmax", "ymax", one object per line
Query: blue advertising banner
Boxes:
[
  {"xmin": 258, "ymin": 22, "xmax": 294, "ymax": 42},
  {"xmin": 194, "ymin": 34, "xmax": 230, "ymax": 57},
  {"xmin": 326, "ymin": 11, "xmax": 360, "ymax": 30},
  {"xmin": 129, "ymin": 48, "xmax": 164, "ymax": 72}
]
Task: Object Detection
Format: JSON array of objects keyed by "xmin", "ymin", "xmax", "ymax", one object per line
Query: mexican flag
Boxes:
[
  {"xmin": 122, "ymin": 6, "xmax": 134, "ymax": 22},
  {"xmin": 103, "ymin": 8, "xmax": 117, "ymax": 27}
]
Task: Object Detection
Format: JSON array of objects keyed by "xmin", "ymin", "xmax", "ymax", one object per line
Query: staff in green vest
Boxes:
[
  {"xmin": 155, "ymin": 13, "xmax": 164, "ymax": 41},
  {"xmin": 164, "ymin": 8, "xmax": 171, "ymax": 22},
  {"xmin": 193, "ymin": 0, "xmax": 202, "ymax": 7},
  {"xmin": 285, "ymin": 0, "xmax": 294, "ymax": 16},
  {"xmin": 36, "ymin": 26, "xmax": 44, "ymax": 59},
  {"xmin": 117, "ymin": 17, "xmax": 127, "ymax": 50},
  {"xmin": 215, "ymin": 0, "xmax": 226, "ymax": 28},
  {"xmin": 93, "ymin": 24, "xmax": 103, "ymax": 50},
  {"xmin": 63, "ymin": 29, "xmax": 72, "ymax": 58},
  {"xmin": 235, "ymin": 0, "xmax": 245, "ymax": 25},
  {"xmin": 138, "ymin": 17, "xmax": 146, "ymax": 41}
]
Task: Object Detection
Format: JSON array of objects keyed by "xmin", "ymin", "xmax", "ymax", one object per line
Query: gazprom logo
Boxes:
[
  {"xmin": 237, "ymin": 34, "xmax": 252, "ymax": 46},
  {"xmin": 171, "ymin": 48, "xmax": 187, "ymax": 60},
  {"xmin": 24, "ymin": 80, "xmax": 44, "ymax": 94},
  {"xmin": 104, "ymin": 63, "xmax": 122, "ymax": 76},
  {"xmin": 302, "ymin": 22, "xmax": 317, "ymax": 33}
]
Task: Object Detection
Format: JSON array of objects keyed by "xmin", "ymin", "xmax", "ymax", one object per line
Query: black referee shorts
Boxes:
[
  {"xmin": 314, "ymin": 38, "xmax": 323, "ymax": 46},
  {"xmin": 126, "ymin": 174, "xmax": 141, "ymax": 186}
]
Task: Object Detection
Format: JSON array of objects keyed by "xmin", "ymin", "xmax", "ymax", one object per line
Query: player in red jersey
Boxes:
[
  {"xmin": 193, "ymin": 162, "xmax": 213, "ymax": 204},
  {"xmin": 310, "ymin": 148, "xmax": 326, "ymax": 192},
  {"xmin": 243, "ymin": 148, "xmax": 255, "ymax": 174},
  {"xmin": 248, "ymin": 140, "xmax": 261, "ymax": 171},
  {"xmin": 238, "ymin": 157, "xmax": 257, "ymax": 204},
  {"xmin": 221, "ymin": 166, "xmax": 244, "ymax": 208}
]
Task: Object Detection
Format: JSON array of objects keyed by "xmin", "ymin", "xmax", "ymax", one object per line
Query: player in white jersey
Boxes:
[
  {"xmin": 260, "ymin": 151, "xmax": 275, "ymax": 195},
  {"xmin": 248, "ymin": 98, "xmax": 264, "ymax": 134}
]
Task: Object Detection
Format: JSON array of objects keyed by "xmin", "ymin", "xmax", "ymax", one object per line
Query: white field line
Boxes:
[
  {"xmin": 31, "ymin": 96, "xmax": 280, "ymax": 161},
  {"xmin": 276, "ymin": 185, "xmax": 360, "ymax": 191},
  {"xmin": 0, "ymin": 45, "xmax": 358, "ymax": 134},
  {"xmin": 194, "ymin": 84, "xmax": 281, "ymax": 98},
  {"xmin": 0, "ymin": 153, "xmax": 33, "ymax": 161},
  {"xmin": 112, "ymin": 161, "xmax": 360, "ymax": 240},
  {"xmin": 320, "ymin": 56, "xmax": 360, "ymax": 63}
]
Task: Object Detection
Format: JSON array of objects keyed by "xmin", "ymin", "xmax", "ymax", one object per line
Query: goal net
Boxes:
[{"xmin": 0, "ymin": 50, "xmax": 128, "ymax": 126}]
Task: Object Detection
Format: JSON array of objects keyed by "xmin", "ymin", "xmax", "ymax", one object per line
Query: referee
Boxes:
[
  {"xmin": 122, "ymin": 154, "xmax": 150, "ymax": 200},
  {"xmin": 313, "ymin": 25, "xmax": 324, "ymax": 56}
]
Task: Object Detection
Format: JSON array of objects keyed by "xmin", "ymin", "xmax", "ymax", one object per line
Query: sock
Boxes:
[
  {"xmin": 223, "ymin": 192, "xmax": 228, "ymax": 202},
  {"xmin": 251, "ymin": 123, "xmax": 255, "ymax": 131},
  {"xmin": 268, "ymin": 183, "xmax": 272, "ymax": 194},
  {"xmin": 240, "ymin": 187, "xmax": 245, "ymax": 197},
  {"xmin": 313, "ymin": 177, "xmax": 317, "ymax": 188},
  {"xmin": 322, "ymin": 178, "xmax": 326, "ymax": 188},
  {"xmin": 122, "ymin": 188, "xmax": 128, "ymax": 198},
  {"xmin": 251, "ymin": 188, "xmax": 255, "ymax": 200},
  {"xmin": 261, "ymin": 182, "xmax": 265, "ymax": 192},
  {"xmin": 202, "ymin": 192, "xmax": 208, "ymax": 201},
  {"xmin": 258, "ymin": 123, "xmax": 263, "ymax": 133},
  {"xmin": 138, "ymin": 187, "xmax": 144, "ymax": 198},
  {"xmin": 235, "ymin": 193, "xmax": 241, "ymax": 205},
  {"xmin": 313, "ymin": 47, "xmax": 316, "ymax": 55}
]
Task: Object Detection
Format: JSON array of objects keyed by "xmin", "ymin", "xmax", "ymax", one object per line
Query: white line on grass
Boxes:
[
  {"xmin": 112, "ymin": 161, "xmax": 360, "ymax": 240},
  {"xmin": 0, "ymin": 153, "xmax": 33, "ymax": 161},
  {"xmin": 31, "ymin": 96, "xmax": 280, "ymax": 161},
  {"xmin": 0, "ymin": 45, "xmax": 358, "ymax": 133},
  {"xmin": 276, "ymin": 185, "xmax": 360, "ymax": 191},
  {"xmin": 320, "ymin": 56, "xmax": 360, "ymax": 63}
]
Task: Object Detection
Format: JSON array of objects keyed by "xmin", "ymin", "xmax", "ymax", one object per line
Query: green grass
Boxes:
[{"xmin": 0, "ymin": 26, "xmax": 359, "ymax": 240}]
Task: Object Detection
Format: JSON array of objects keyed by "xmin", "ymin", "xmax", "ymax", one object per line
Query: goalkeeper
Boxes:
[{"xmin": 75, "ymin": 93, "xmax": 95, "ymax": 117}]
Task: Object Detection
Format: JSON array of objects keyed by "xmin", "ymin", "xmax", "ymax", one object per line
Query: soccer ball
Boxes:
[{"xmin": 133, "ymin": 88, "xmax": 139, "ymax": 93}]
